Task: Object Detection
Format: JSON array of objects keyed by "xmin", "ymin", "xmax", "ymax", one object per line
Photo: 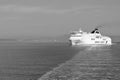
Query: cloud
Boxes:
[{"xmin": 0, "ymin": 4, "xmax": 107, "ymax": 15}]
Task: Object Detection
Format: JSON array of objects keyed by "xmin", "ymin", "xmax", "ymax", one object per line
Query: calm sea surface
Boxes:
[
  {"xmin": 0, "ymin": 42, "xmax": 120, "ymax": 80},
  {"xmin": 0, "ymin": 42, "xmax": 79, "ymax": 80}
]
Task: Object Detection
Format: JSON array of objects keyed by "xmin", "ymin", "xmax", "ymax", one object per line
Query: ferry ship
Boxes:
[{"xmin": 69, "ymin": 26, "xmax": 112, "ymax": 46}]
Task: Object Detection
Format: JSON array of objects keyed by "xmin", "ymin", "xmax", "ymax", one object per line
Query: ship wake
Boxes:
[{"xmin": 38, "ymin": 46, "xmax": 120, "ymax": 80}]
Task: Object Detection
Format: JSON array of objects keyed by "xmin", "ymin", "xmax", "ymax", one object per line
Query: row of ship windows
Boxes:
[
  {"xmin": 71, "ymin": 35, "xmax": 106, "ymax": 40},
  {"xmin": 95, "ymin": 41, "xmax": 107, "ymax": 43},
  {"xmin": 91, "ymin": 38, "xmax": 106, "ymax": 40},
  {"xmin": 95, "ymin": 41, "xmax": 102, "ymax": 43},
  {"xmin": 93, "ymin": 36, "xmax": 105, "ymax": 39}
]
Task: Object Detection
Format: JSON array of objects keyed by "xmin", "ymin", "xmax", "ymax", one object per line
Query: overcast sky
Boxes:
[{"xmin": 0, "ymin": 0, "xmax": 119, "ymax": 38}]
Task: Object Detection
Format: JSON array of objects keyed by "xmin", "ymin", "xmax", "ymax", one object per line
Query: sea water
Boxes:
[
  {"xmin": 0, "ymin": 41, "xmax": 79, "ymax": 80},
  {"xmin": 39, "ymin": 42, "xmax": 120, "ymax": 80},
  {"xmin": 0, "ymin": 41, "xmax": 120, "ymax": 80}
]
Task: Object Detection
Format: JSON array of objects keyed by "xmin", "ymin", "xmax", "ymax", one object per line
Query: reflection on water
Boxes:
[{"xmin": 40, "ymin": 44, "xmax": 120, "ymax": 80}]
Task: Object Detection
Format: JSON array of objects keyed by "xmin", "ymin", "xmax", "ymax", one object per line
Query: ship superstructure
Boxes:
[{"xmin": 69, "ymin": 26, "xmax": 112, "ymax": 46}]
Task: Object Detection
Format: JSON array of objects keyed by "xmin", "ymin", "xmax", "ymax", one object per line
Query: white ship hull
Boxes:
[{"xmin": 70, "ymin": 39, "xmax": 112, "ymax": 46}]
